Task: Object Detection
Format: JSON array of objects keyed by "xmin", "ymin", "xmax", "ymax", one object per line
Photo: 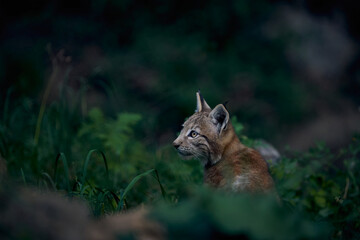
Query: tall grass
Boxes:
[{"xmin": 1, "ymin": 73, "xmax": 359, "ymax": 238}]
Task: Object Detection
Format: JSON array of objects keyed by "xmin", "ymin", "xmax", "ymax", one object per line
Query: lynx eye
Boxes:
[{"xmin": 189, "ymin": 130, "xmax": 199, "ymax": 138}]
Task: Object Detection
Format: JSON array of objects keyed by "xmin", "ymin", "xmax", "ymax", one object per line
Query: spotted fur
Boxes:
[{"xmin": 173, "ymin": 91, "xmax": 274, "ymax": 193}]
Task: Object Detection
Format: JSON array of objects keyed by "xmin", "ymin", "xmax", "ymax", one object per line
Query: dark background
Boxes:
[
  {"xmin": 1, "ymin": 2, "xmax": 360, "ymax": 239},
  {"xmin": 1, "ymin": 0, "xmax": 360, "ymax": 151}
]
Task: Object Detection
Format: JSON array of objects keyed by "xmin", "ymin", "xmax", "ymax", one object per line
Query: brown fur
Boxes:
[{"xmin": 173, "ymin": 91, "xmax": 274, "ymax": 193}]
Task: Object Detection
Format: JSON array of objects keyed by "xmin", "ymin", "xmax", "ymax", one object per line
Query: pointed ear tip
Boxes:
[
  {"xmin": 213, "ymin": 104, "xmax": 229, "ymax": 114},
  {"xmin": 221, "ymin": 104, "xmax": 228, "ymax": 110}
]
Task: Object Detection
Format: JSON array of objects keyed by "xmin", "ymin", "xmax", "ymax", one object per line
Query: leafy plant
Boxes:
[
  {"xmin": 1, "ymin": 91, "xmax": 359, "ymax": 238},
  {"xmin": 271, "ymin": 137, "xmax": 360, "ymax": 239},
  {"xmin": 152, "ymin": 188, "xmax": 330, "ymax": 240},
  {"xmin": 78, "ymin": 108, "xmax": 142, "ymax": 156}
]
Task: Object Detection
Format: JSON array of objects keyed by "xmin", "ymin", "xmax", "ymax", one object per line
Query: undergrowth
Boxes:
[{"xmin": 0, "ymin": 92, "xmax": 359, "ymax": 239}]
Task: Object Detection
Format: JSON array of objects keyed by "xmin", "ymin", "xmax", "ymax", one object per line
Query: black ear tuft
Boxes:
[
  {"xmin": 195, "ymin": 91, "xmax": 211, "ymax": 112},
  {"xmin": 223, "ymin": 100, "xmax": 229, "ymax": 110}
]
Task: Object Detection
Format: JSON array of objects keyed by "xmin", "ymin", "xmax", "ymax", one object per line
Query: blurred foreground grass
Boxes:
[{"xmin": 0, "ymin": 93, "xmax": 359, "ymax": 239}]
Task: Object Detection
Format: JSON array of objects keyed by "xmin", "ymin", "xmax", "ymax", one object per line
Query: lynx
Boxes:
[{"xmin": 173, "ymin": 91, "xmax": 274, "ymax": 192}]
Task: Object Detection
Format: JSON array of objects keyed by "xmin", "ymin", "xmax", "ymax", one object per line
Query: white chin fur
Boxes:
[{"xmin": 177, "ymin": 150, "xmax": 193, "ymax": 160}]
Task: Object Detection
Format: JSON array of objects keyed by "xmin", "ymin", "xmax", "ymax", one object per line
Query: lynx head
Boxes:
[{"xmin": 173, "ymin": 91, "xmax": 232, "ymax": 166}]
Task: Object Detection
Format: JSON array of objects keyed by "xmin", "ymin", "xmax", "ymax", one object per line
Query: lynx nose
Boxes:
[{"xmin": 173, "ymin": 141, "xmax": 181, "ymax": 149}]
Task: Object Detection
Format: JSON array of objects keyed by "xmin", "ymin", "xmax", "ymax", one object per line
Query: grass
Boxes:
[
  {"xmin": 0, "ymin": 86, "xmax": 359, "ymax": 238},
  {"xmin": 54, "ymin": 152, "xmax": 71, "ymax": 191},
  {"xmin": 81, "ymin": 149, "xmax": 109, "ymax": 186}
]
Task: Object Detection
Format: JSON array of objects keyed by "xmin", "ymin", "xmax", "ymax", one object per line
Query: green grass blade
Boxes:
[
  {"xmin": 109, "ymin": 190, "xmax": 120, "ymax": 210},
  {"xmin": 153, "ymin": 169, "xmax": 167, "ymax": 199},
  {"xmin": 20, "ymin": 168, "xmax": 27, "ymax": 186},
  {"xmin": 80, "ymin": 185, "xmax": 91, "ymax": 196},
  {"xmin": 3, "ymin": 87, "xmax": 13, "ymax": 124},
  {"xmin": 41, "ymin": 172, "xmax": 57, "ymax": 190},
  {"xmin": 81, "ymin": 149, "xmax": 109, "ymax": 185},
  {"xmin": 41, "ymin": 179, "xmax": 49, "ymax": 190},
  {"xmin": 117, "ymin": 169, "xmax": 156, "ymax": 211},
  {"xmin": 101, "ymin": 190, "xmax": 111, "ymax": 203},
  {"xmin": 54, "ymin": 152, "xmax": 70, "ymax": 191},
  {"xmin": 109, "ymin": 190, "xmax": 120, "ymax": 203}
]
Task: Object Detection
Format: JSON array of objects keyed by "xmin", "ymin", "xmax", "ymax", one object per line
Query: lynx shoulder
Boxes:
[{"xmin": 173, "ymin": 91, "xmax": 274, "ymax": 193}]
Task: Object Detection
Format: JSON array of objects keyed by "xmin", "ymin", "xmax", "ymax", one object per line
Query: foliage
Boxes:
[
  {"xmin": 0, "ymin": 95, "xmax": 203, "ymax": 214},
  {"xmin": 78, "ymin": 108, "xmax": 142, "ymax": 156},
  {"xmin": 76, "ymin": 107, "xmax": 148, "ymax": 185},
  {"xmin": 232, "ymin": 114, "xmax": 360, "ymax": 239},
  {"xmin": 271, "ymin": 139, "xmax": 360, "ymax": 239},
  {"xmin": 152, "ymin": 188, "xmax": 330, "ymax": 240},
  {"xmin": 1, "ymin": 1, "xmax": 360, "ymax": 238},
  {"xmin": 1, "ymin": 93, "xmax": 359, "ymax": 238},
  {"xmin": 0, "ymin": 0, "xmax": 318, "ymax": 141}
]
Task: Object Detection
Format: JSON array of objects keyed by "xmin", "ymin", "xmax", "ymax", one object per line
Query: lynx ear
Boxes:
[
  {"xmin": 196, "ymin": 91, "xmax": 211, "ymax": 112},
  {"xmin": 209, "ymin": 104, "xmax": 229, "ymax": 134}
]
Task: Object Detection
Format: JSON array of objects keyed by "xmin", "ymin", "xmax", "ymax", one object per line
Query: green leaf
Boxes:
[{"xmin": 314, "ymin": 196, "xmax": 327, "ymax": 208}]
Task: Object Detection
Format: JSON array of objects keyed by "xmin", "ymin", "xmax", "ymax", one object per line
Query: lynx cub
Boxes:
[{"xmin": 173, "ymin": 91, "xmax": 274, "ymax": 192}]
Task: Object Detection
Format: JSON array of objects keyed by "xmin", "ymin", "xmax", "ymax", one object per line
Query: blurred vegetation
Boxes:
[
  {"xmin": 0, "ymin": 89, "xmax": 359, "ymax": 238},
  {"xmin": 0, "ymin": 0, "xmax": 316, "ymax": 143},
  {"xmin": 1, "ymin": 0, "xmax": 360, "ymax": 239}
]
